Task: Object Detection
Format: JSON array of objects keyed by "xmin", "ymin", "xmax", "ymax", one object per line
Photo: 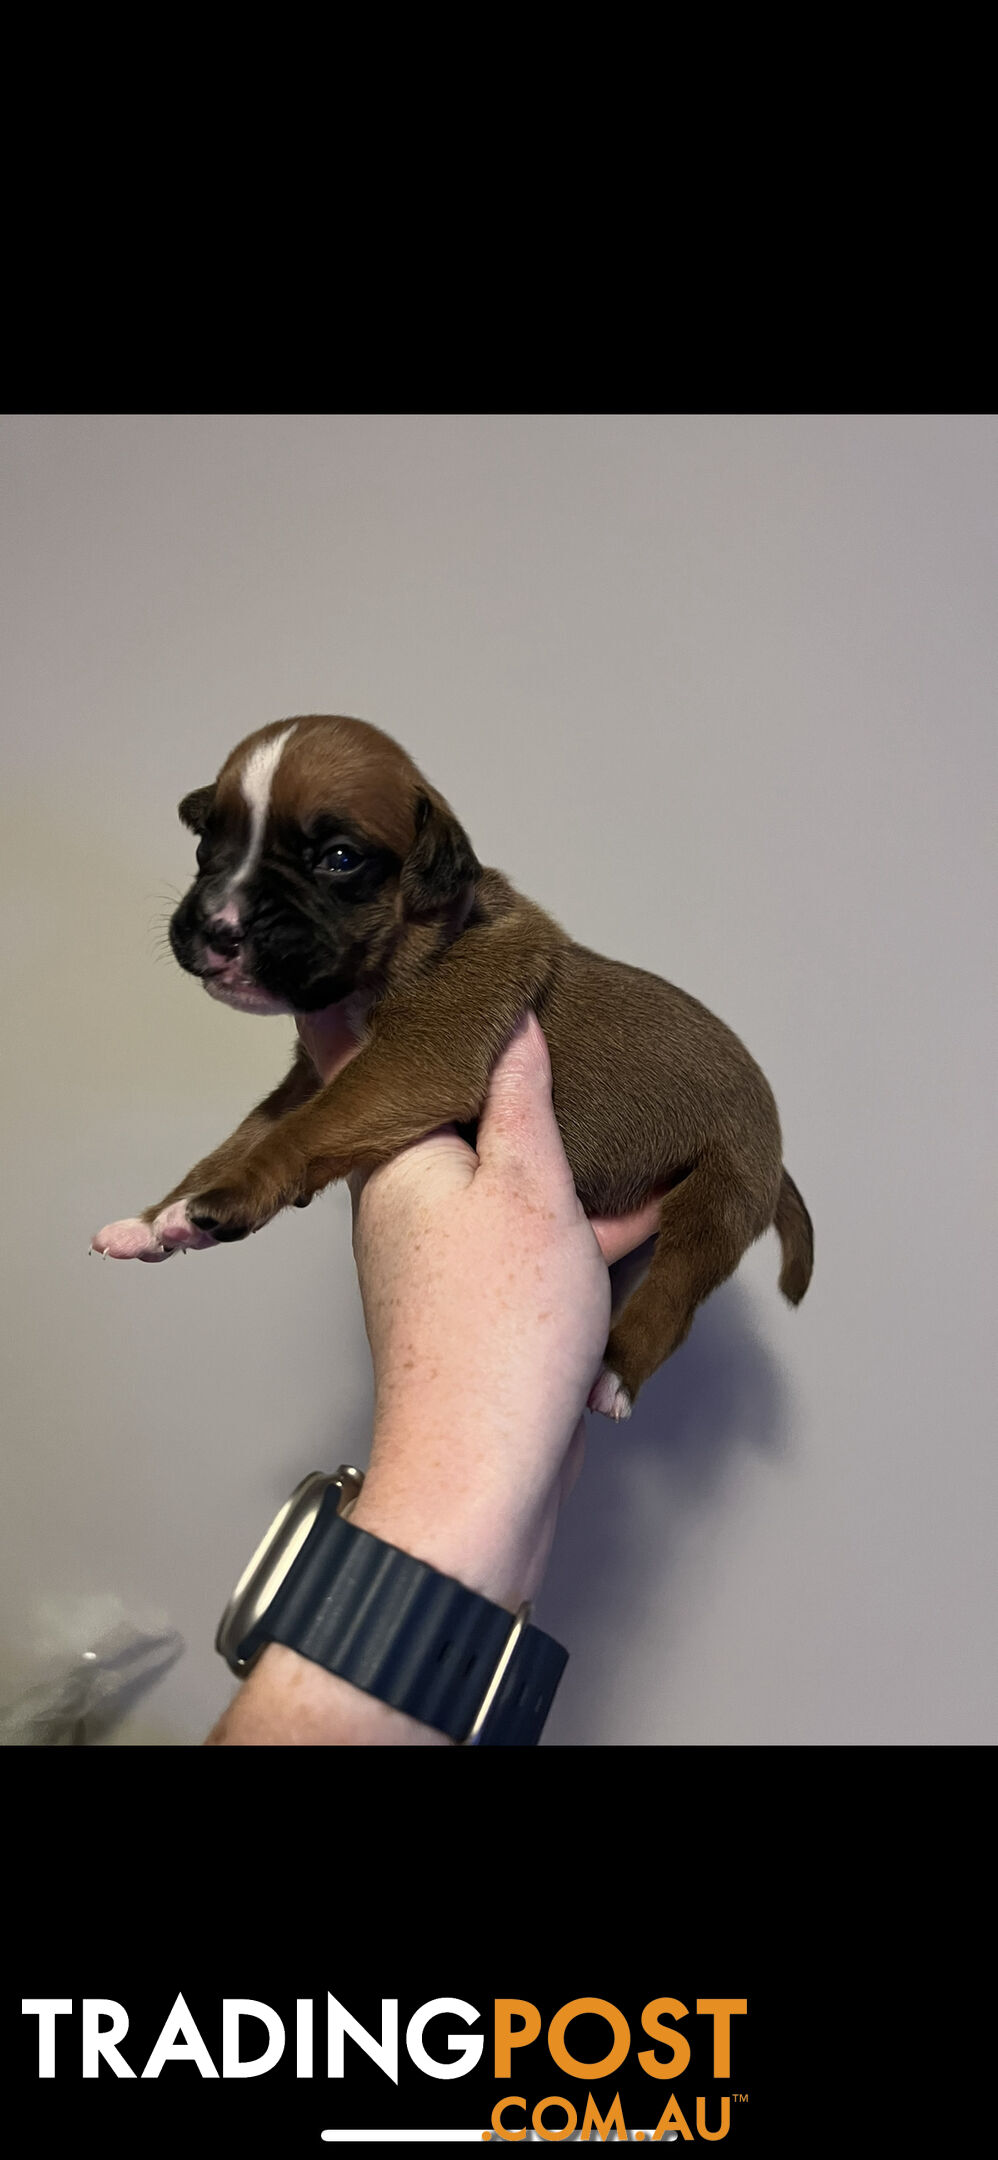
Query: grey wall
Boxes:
[{"xmin": 1, "ymin": 413, "xmax": 994, "ymax": 1744}]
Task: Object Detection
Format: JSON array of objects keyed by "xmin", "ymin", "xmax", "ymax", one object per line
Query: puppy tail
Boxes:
[{"xmin": 774, "ymin": 1168, "xmax": 814, "ymax": 1304}]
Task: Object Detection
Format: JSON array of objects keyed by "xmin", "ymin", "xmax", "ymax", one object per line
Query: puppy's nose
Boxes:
[{"xmin": 204, "ymin": 916, "xmax": 243, "ymax": 958}]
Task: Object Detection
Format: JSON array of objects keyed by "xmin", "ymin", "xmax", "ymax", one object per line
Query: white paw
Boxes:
[
  {"xmin": 588, "ymin": 1366, "xmax": 633, "ymax": 1421},
  {"xmin": 150, "ymin": 1199, "xmax": 218, "ymax": 1252},
  {"xmin": 90, "ymin": 1217, "xmax": 172, "ymax": 1262},
  {"xmin": 89, "ymin": 1200, "xmax": 218, "ymax": 1262}
]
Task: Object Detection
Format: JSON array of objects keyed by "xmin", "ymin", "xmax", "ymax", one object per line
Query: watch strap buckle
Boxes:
[{"xmin": 462, "ymin": 1602, "xmax": 532, "ymax": 1745}]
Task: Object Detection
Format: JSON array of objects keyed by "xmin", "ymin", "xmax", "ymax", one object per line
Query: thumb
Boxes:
[{"xmin": 474, "ymin": 1010, "xmax": 578, "ymax": 1205}]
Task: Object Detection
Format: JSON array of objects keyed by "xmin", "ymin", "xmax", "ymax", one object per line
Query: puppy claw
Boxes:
[{"xmin": 588, "ymin": 1366, "xmax": 633, "ymax": 1421}]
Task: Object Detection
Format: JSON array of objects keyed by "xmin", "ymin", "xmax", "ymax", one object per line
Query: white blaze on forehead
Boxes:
[{"xmin": 223, "ymin": 723, "xmax": 298, "ymax": 907}]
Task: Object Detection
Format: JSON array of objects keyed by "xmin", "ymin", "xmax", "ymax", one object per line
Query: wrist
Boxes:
[
  {"xmin": 208, "ymin": 1457, "xmax": 566, "ymax": 1747},
  {"xmin": 209, "ymin": 1642, "xmax": 454, "ymax": 1746},
  {"xmin": 348, "ymin": 1446, "xmax": 541, "ymax": 1613}
]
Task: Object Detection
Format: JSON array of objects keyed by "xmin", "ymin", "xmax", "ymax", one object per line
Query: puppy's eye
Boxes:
[{"xmin": 315, "ymin": 840, "xmax": 365, "ymax": 877}]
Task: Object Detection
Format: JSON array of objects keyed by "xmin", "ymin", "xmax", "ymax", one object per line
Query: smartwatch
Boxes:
[{"xmin": 216, "ymin": 1468, "xmax": 568, "ymax": 1746}]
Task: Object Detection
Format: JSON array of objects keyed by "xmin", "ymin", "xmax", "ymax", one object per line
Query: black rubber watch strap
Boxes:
[{"xmin": 236, "ymin": 1488, "xmax": 568, "ymax": 1746}]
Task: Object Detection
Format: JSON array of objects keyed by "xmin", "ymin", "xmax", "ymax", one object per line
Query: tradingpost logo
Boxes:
[{"xmin": 21, "ymin": 1992, "xmax": 749, "ymax": 2141}]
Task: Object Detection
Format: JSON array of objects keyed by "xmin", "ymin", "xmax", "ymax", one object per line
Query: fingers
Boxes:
[
  {"xmin": 474, "ymin": 1010, "xmax": 577, "ymax": 1207},
  {"xmin": 346, "ymin": 1008, "xmax": 662, "ymax": 1268},
  {"xmin": 589, "ymin": 1198, "xmax": 663, "ymax": 1266}
]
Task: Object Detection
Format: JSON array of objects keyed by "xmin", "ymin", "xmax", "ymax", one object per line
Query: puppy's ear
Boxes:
[
  {"xmin": 400, "ymin": 787, "xmax": 481, "ymax": 917},
  {"xmin": 178, "ymin": 784, "xmax": 216, "ymax": 835}
]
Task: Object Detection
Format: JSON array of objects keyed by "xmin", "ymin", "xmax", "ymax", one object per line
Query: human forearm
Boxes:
[
  {"xmin": 204, "ymin": 1016, "xmax": 661, "ymax": 1749},
  {"xmin": 207, "ymin": 1640, "xmax": 454, "ymax": 1746}
]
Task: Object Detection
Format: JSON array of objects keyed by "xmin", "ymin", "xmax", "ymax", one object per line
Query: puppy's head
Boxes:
[{"xmin": 168, "ymin": 715, "xmax": 480, "ymax": 1014}]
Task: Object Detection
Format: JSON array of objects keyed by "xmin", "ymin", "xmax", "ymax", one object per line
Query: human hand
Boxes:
[
  {"xmin": 342, "ymin": 1010, "xmax": 662, "ymax": 1610},
  {"xmin": 206, "ymin": 1009, "xmax": 660, "ymax": 1744}
]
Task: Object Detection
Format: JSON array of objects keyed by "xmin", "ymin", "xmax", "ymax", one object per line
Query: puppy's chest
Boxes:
[{"xmin": 297, "ymin": 993, "xmax": 372, "ymax": 1084}]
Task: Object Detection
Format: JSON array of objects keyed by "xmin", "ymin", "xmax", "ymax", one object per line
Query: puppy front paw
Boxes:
[
  {"xmin": 91, "ymin": 1217, "xmax": 171, "ymax": 1262},
  {"xmin": 91, "ymin": 1200, "xmax": 219, "ymax": 1261},
  {"xmin": 187, "ymin": 1160, "xmax": 297, "ymax": 1243},
  {"xmin": 150, "ymin": 1199, "xmax": 220, "ymax": 1252}
]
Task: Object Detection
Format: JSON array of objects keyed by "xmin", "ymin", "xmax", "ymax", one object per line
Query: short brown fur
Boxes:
[{"xmin": 141, "ymin": 715, "xmax": 813, "ymax": 1410}]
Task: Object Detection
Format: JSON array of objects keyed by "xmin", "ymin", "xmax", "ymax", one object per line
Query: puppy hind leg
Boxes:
[{"xmin": 588, "ymin": 1163, "xmax": 749, "ymax": 1420}]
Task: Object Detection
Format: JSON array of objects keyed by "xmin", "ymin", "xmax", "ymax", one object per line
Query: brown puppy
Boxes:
[{"xmin": 92, "ymin": 714, "xmax": 813, "ymax": 1417}]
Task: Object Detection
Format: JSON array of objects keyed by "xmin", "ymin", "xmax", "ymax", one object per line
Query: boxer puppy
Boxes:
[{"xmin": 92, "ymin": 714, "xmax": 813, "ymax": 1417}]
